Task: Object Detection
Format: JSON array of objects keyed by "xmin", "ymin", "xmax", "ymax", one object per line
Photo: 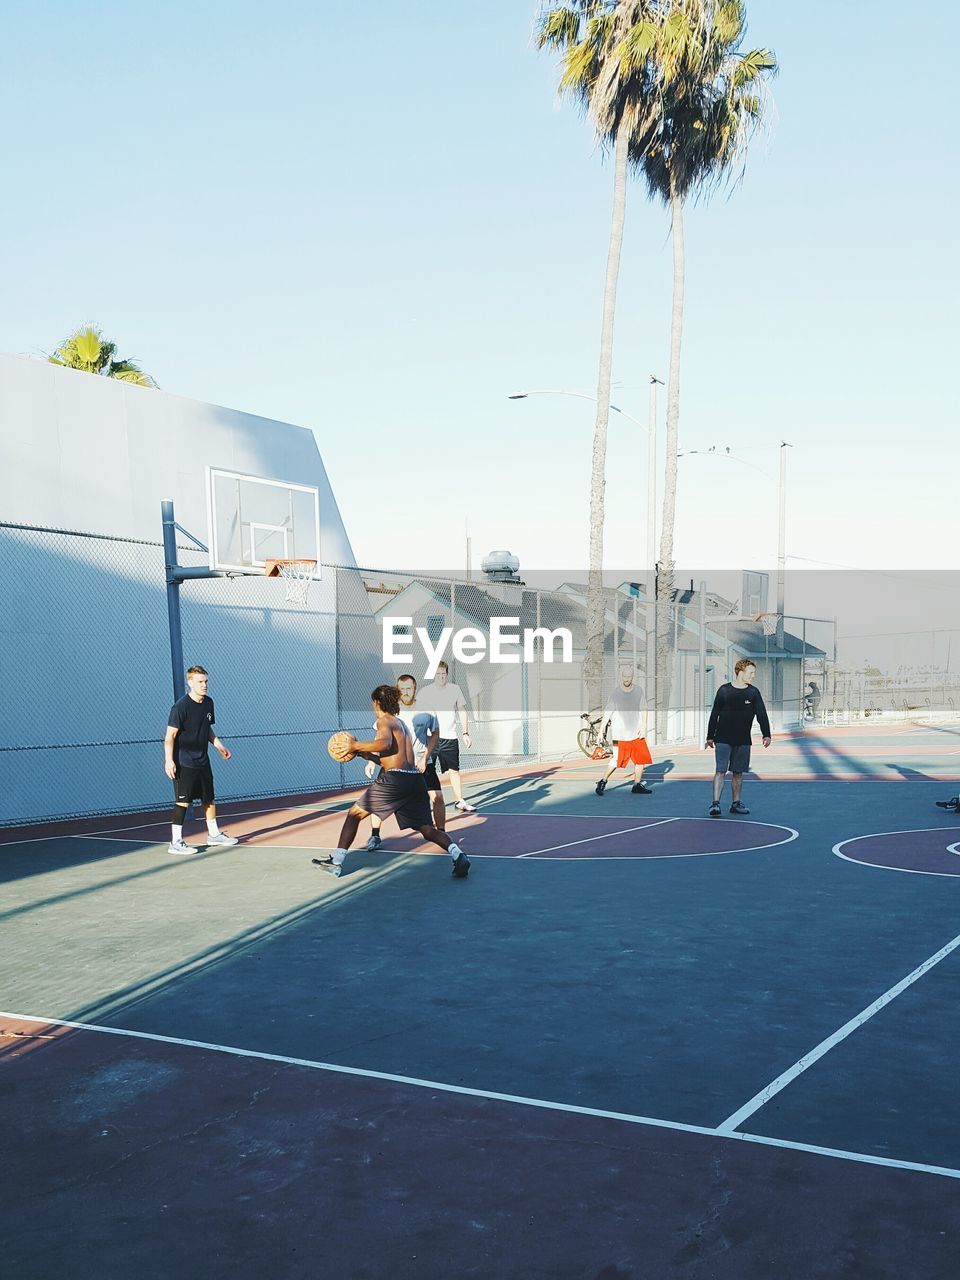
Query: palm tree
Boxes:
[
  {"xmin": 48, "ymin": 325, "xmax": 156, "ymax": 387},
  {"xmin": 536, "ymin": 2, "xmax": 664, "ymax": 710},
  {"xmin": 634, "ymin": 0, "xmax": 776, "ymax": 735}
]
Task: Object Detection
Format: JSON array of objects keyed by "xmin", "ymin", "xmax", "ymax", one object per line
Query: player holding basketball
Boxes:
[
  {"xmin": 364, "ymin": 673, "xmax": 444, "ymax": 852},
  {"xmin": 705, "ymin": 659, "xmax": 771, "ymax": 816},
  {"xmin": 595, "ymin": 665, "xmax": 652, "ymax": 796},
  {"xmin": 315, "ymin": 684, "xmax": 470, "ymax": 878},
  {"xmin": 418, "ymin": 661, "xmax": 477, "ymax": 812},
  {"xmin": 164, "ymin": 665, "xmax": 238, "ymax": 854}
]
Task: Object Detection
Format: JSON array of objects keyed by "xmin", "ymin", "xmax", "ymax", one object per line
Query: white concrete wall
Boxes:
[{"xmin": 0, "ymin": 353, "xmax": 389, "ymax": 825}]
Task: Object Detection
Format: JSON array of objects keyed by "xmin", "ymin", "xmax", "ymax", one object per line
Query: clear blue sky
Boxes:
[{"xmin": 3, "ymin": 1, "xmax": 957, "ymax": 574}]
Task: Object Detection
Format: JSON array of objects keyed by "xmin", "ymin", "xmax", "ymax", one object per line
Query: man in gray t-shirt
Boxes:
[{"xmin": 365, "ymin": 673, "xmax": 443, "ymax": 851}]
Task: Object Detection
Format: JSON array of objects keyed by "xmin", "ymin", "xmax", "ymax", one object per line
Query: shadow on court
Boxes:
[
  {"xmin": 5, "ymin": 1010, "xmax": 960, "ymax": 1280},
  {"xmin": 5, "ymin": 775, "xmax": 960, "ymax": 1276}
]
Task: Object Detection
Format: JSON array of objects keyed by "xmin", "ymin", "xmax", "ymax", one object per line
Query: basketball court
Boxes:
[{"xmin": 5, "ymin": 726, "xmax": 960, "ymax": 1278}]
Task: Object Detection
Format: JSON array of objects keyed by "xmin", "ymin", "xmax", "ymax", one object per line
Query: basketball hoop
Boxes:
[
  {"xmin": 754, "ymin": 612, "xmax": 780, "ymax": 637},
  {"xmin": 264, "ymin": 558, "xmax": 317, "ymax": 605}
]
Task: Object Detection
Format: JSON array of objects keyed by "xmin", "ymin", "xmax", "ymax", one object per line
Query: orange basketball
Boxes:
[{"xmin": 327, "ymin": 731, "xmax": 356, "ymax": 762}]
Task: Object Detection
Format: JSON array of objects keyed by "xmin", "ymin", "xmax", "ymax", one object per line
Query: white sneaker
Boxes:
[
  {"xmin": 168, "ymin": 840, "xmax": 198, "ymax": 855},
  {"xmin": 206, "ymin": 832, "xmax": 239, "ymax": 847},
  {"xmin": 455, "ymin": 801, "xmax": 477, "ymax": 813}
]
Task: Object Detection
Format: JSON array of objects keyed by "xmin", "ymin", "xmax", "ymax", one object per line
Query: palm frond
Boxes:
[{"xmin": 536, "ymin": 6, "xmax": 583, "ymax": 51}]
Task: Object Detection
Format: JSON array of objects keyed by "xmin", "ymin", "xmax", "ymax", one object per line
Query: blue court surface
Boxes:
[{"xmin": 3, "ymin": 726, "xmax": 960, "ymax": 1277}]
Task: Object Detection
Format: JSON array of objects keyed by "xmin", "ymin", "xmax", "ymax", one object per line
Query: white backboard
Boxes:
[{"xmin": 206, "ymin": 468, "xmax": 321, "ymax": 575}]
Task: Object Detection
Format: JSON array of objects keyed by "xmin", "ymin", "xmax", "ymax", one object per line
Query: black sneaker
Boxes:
[
  {"xmin": 730, "ymin": 801, "xmax": 750, "ymax": 815},
  {"xmin": 595, "ymin": 779, "xmax": 607, "ymax": 796},
  {"xmin": 631, "ymin": 782, "xmax": 652, "ymax": 795},
  {"xmin": 451, "ymin": 851, "xmax": 471, "ymax": 878},
  {"xmin": 709, "ymin": 802, "xmax": 722, "ymax": 818},
  {"xmin": 935, "ymin": 797, "xmax": 960, "ymax": 811},
  {"xmin": 365, "ymin": 832, "xmax": 382, "ymax": 852}
]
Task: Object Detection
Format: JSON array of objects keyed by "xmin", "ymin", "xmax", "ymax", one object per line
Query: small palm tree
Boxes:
[
  {"xmin": 48, "ymin": 325, "xmax": 156, "ymax": 387},
  {"xmin": 635, "ymin": 0, "xmax": 776, "ymax": 735},
  {"xmin": 537, "ymin": 1, "xmax": 665, "ymax": 708}
]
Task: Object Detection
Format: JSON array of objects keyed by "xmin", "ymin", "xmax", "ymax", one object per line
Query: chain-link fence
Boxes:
[{"xmin": 0, "ymin": 520, "xmax": 879, "ymax": 828}]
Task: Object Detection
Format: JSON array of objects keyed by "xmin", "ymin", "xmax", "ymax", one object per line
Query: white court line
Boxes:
[
  {"xmin": 833, "ymin": 827, "xmax": 960, "ymax": 880},
  {"xmin": 515, "ymin": 817, "xmax": 678, "ymax": 857},
  {"xmin": 0, "ymin": 800, "xmax": 353, "ymax": 848},
  {"xmin": 68, "ymin": 819, "xmax": 799, "ymax": 861},
  {"xmin": 516, "ymin": 820, "xmax": 797, "ymax": 860},
  {"xmin": 3, "ymin": 1010, "xmax": 958, "ymax": 1182},
  {"xmin": 716, "ymin": 926, "xmax": 960, "ymax": 1134}
]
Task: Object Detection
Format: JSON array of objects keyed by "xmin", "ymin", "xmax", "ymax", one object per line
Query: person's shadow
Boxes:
[{"xmin": 645, "ymin": 757, "xmax": 675, "ymax": 783}]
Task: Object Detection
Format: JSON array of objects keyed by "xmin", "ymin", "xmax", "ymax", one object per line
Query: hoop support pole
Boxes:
[{"xmin": 161, "ymin": 499, "xmax": 186, "ymax": 701}]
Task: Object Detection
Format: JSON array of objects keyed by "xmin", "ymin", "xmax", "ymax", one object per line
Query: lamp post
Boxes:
[
  {"xmin": 678, "ymin": 441, "xmax": 793, "ymax": 724},
  {"xmin": 509, "ymin": 385, "xmax": 661, "ymax": 714},
  {"xmin": 508, "ymin": 386, "xmax": 658, "ymax": 583}
]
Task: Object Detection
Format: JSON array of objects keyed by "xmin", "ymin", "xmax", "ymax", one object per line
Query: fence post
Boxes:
[
  {"xmin": 161, "ymin": 500, "xmax": 186, "ymax": 701},
  {"xmin": 536, "ymin": 590, "xmax": 543, "ymax": 763},
  {"xmin": 698, "ymin": 581, "xmax": 707, "ymax": 745}
]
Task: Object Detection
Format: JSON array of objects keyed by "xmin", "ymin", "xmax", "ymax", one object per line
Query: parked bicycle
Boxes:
[{"xmin": 577, "ymin": 711, "xmax": 612, "ymax": 759}]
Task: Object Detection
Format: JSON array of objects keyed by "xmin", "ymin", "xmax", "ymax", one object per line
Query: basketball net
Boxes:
[
  {"xmin": 755, "ymin": 612, "xmax": 780, "ymax": 637},
  {"xmin": 264, "ymin": 559, "xmax": 317, "ymax": 605}
]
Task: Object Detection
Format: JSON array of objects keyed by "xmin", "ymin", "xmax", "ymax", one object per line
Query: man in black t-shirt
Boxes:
[
  {"xmin": 164, "ymin": 665, "xmax": 237, "ymax": 855},
  {"xmin": 705, "ymin": 659, "xmax": 771, "ymax": 817}
]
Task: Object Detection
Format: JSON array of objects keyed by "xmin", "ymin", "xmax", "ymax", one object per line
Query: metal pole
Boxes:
[
  {"xmin": 775, "ymin": 442, "xmax": 791, "ymax": 727},
  {"xmin": 536, "ymin": 590, "xmax": 543, "ymax": 764},
  {"xmin": 776, "ymin": 442, "xmax": 790, "ymax": 646},
  {"xmin": 161, "ymin": 500, "xmax": 186, "ymax": 701},
  {"xmin": 647, "ymin": 376, "xmax": 661, "ymax": 719},
  {"xmin": 698, "ymin": 579, "xmax": 707, "ymax": 745}
]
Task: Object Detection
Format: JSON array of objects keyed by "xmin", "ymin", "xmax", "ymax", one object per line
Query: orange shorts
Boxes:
[{"xmin": 616, "ymin": 737, "xmax": 652, "ymax": 768}]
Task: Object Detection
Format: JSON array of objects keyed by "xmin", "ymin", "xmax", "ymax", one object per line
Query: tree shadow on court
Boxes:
[
  {"xmin": 887, "ymin": 764, "xmax": 938, "ymax": 782},
  {"xmin": 0, "ymin": 839, "xmax": 250, "ymax": 924},
  {"xmin": 779, "ymin": 730, "xmax": 876, "ymax": 779}
]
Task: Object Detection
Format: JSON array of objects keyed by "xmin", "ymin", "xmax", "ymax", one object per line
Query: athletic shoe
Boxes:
[
  {"xmin": 312, "ymin": 855, "xmax": 342, "ymax": 877},
  {"xmin": 595, "ymin": 779, "xmax": 607, "ymax": 796},
  {"xmin": 455, "ymin": 801, "xmax": 477, "ymax": 813},
  {"xmin": 451, "ymin": 850, "xmax": 471, "ymax": 878},
  {"xmin": 708, "ymin": 803, "xmax": 722, "ymax": 818},
  {"xmin": 730, "ymin": 801, "xmax": 750, "ymax": 815},
  {"xmin": 935, "ymin": 797, "xmax": 960, "ymax": 811},
  {"xmin": 631, "ymin": 782, "xmax": 652, "ymax": 795},
  {"xmin": 365, "ymin": 832, "xmax": 382, "ymax": 852},
  {"xmin": 168, "ymin": 840, "xmax": 198, "ymax": 855},
  {"xmin": 206, "ymin": 832, "xmax": 238, "ymax": 847}
]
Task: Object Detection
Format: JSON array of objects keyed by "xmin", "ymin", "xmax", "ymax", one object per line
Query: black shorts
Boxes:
[
  {"xmin": 360, "ymin": 769, "xmax": 431, "ymax": 831},
  {"xmin": 174, "ymin": 762, "xmax": 215, "ymax": 805},
  {"xmin": 714, "ymin": 742, "xmax": 751, "ymax": 775},
  {"xmin": 435, "ymin": 738, "xmax": 460, "ymax": 773},
  {"xmin": 422, "ymin": 762, "xmax": 441, "ymax": 792}
]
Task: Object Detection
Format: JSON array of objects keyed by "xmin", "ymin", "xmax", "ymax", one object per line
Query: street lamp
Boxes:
[
  {"xmin": 510, "ymin": 383, "xmax": 662, "ymax": 718},
  {"xmin": 508, "ymin": 387, "xmax": 659, "ymax": 584}
]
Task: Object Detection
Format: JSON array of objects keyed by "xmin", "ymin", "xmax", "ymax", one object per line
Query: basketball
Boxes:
[{"xmin": 327, "ymin": 731, "xmax": 356, "ymax": 762}]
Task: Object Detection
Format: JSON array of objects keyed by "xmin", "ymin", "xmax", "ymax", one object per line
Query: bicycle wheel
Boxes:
[{"xmin": 577, "ymin": 727, "xmax": 596, "ymax": 758}]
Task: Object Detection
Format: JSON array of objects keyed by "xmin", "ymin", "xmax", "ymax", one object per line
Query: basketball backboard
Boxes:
[
  {"xmin": 206, "ymin": 468, "xmax": 321, "ymax": 575},
  {"xmin": 741, "ymin": 570, "xmax": 769, "ymax": 619}
]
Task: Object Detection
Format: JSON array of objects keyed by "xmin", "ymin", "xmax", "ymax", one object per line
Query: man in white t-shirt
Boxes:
[
  {"xmin": 596, "ymin": 665, "xmax": 652, "ymax": 796},
  {"xmin": 364, "ymin": 674, "xmax": 444, "ymax": 850},
  {"xmin": 417, "ymin": 660, "xmax": 476, "ymax": 812}
]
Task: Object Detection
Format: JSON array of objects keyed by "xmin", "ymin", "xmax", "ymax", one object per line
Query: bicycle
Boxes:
[{"xmin": 577, "ymin": 711, "xmax": 612, "ymax": 759}]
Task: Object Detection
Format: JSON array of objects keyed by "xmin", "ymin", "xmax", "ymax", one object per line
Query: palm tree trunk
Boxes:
[
  {"xmin": 584, "ymin": 116, "xmax": 631, "ymax": 713},
  {"xmin": 655, "ymin": 174, "xmax": 685, "ymax": 740}
]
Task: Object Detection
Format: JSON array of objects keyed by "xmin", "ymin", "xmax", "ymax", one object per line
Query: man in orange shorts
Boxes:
[{"xmin": 595, "ymin": 665, "xmax": 652, "ymax": 796}]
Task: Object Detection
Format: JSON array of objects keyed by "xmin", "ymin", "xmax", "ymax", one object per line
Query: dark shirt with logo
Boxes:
[
  {"xmin": 707, "ymin": 683, "xmax": 770, "ymax": 746},
  {"xmin": 168, "ymin": 695, "xmax": 215, "ymax": 767}
]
